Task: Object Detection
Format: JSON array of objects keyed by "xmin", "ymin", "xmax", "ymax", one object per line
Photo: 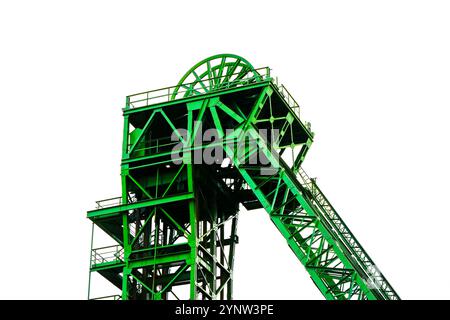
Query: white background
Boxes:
[{"xmin": 1, "ymin": 0, "xmax": 449, "ymax": 299}]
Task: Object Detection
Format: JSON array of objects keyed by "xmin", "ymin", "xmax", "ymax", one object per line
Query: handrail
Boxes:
[
  {"xmin": 124, "ymin": 66, "xmax": 307, "ymax": 138},
  {"xmin": 95, "ymin": 192, "xmax": 139, "ymax": 209},
  {"xmin": 276, "ymin": 84, "xmax": 301, "ymax": 119},
  {"xmin": 95, "ymin": 196, "xmax": 123, "ymax": 209},
  {"xmin": 91, "ymin": 244, "xmax": 124, "ymax": 266},
  {"xmin": 90, "ymin": 295, "xmax": 121, "ymax": 300},
  {"xmin": 125, "ymin": 67, "xmax": 271, "ymax": 110}
]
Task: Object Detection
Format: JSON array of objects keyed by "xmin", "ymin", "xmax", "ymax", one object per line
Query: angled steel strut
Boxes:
[{"xmin": 87, "ymin": 54, "xmax": 400, "ymax": 300}]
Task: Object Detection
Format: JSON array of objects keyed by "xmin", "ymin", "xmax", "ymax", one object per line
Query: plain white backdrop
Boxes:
[{"xmin": 1, "ymin": 0, "xmax": 449, "ymax": 299}]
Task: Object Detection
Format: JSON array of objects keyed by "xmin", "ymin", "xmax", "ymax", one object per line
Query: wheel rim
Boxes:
[{"xmin": 171, "ymin": 54, "xmax": 261, "ymax": 100}]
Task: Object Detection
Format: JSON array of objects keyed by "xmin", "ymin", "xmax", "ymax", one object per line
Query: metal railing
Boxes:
[
  {"xmin": 295, "ymin": 167, "xmax": 399, "ymax": 300},
  {"xmin": 124, "ymin": 66, "xmax": 307, "ymax": 136},
  {"xmin": 95, "ymin": 196, "xmax": 123, "ymax": 209},
  {"xmin": 275, "ymin": 84, "xmax": 301, "ymax": 120},
  {"xmin": 130, "ymin": 135, "xmax": 180, "ymax": 155},
  {"xmin": 91, "ymin": 245, "xmax": 124, "ymax": 267},
  {"xmin": 95, "ymin": 192, "xmax": 139, "ymax": 209},
  {"xmin": 90, "ymin": 295, "xmax": 121, "ymax": 300},
  {"xmin": 126, "ymin": 67, "xmax": 271, "ymax": 109}
]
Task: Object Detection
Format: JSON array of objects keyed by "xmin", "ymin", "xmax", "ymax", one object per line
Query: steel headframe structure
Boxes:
[{"xmin": 87, "ymin": 54, "xmax": 400, "ymax": 300}]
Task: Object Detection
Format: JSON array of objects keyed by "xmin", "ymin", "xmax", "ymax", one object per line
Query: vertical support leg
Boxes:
[
  {"xmin": 227, "ymin": 216, "xmax": 238, "ymax": 299},
  {"xmin": 87, "ymin": 222, "xmax": 94, "ymax": 300},
  {"xmin": 187, "ymin": 162, "xmax": 198, "ymax": 300},
  {"xmin": 122, "ymin": 267, "xmax": 130, "ymax": 300},
  {"xmin": 121, "ymin": 171, "xmax": 131, "ymax": 300}
]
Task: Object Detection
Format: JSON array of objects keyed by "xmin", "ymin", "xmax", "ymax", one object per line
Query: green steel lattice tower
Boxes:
[{"xmin": 87, "ymin": 54, "xmax": 400, "ymax": 300}]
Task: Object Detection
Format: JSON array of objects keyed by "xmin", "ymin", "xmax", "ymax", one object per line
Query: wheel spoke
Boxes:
[
  {"xmin": 206, "ymin": 60, "xmax": 215, "ymax": 90},
  {"xmin": 171, "ymin": 54, "xmax": 260, "ymax": 100},
  {"xmin": 222, "ymin": 59, "xmax": 241, "ymax": 85},
  {"xmin": 192, "ymin": 70, "xmax": 209, "ymax": 92},
  {"xmin": 215, "ymin": 56, "xmax": 227, "ymax": 86}
]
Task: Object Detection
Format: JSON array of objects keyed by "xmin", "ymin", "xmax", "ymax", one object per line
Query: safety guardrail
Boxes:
[
  {"xmin": 126, "ymin": 67, "xmax": 271, "ymax": 109},
  {"xmin": 91, "ymin": 245, "xmax": 124, "ymax": 267}
]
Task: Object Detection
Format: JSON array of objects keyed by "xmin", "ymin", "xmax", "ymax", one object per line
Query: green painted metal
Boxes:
[
  {"xmin": 171, "ymin": 54, "xmax": 263, "ymax": 100},
  {"xmin": 87, "ymin": 54, "xmax": 399, "ymax": 300}
]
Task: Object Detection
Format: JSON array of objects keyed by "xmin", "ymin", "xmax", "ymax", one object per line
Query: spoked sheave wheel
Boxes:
[{"xmin": 171, "ymin": 54, "xmax": 262, "ymax": 100}]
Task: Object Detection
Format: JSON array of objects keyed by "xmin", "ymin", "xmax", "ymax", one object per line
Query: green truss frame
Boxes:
[{"xmin": 87, "ymin": 54, "xmax": 399, "ymax": 300}]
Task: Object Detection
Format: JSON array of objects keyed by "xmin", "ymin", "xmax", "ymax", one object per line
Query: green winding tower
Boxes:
[{"xmin": 87, "ymin": 54, "xmax": 400, "ymax": 300}]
